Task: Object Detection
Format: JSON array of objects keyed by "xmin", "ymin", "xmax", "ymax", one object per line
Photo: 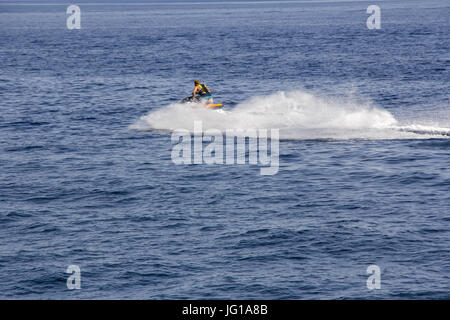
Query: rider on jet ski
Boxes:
[{"xmin": 192, "ymin": 80, "xmax": 214, "ymax": 106}]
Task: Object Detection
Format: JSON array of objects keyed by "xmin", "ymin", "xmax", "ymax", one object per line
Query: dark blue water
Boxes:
[{"xmin": 0, "ymin": 0, "xmax": 449, "ymax": 299}]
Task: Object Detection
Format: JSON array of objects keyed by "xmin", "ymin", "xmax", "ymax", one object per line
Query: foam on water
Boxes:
[{"xmin": 131, "ymin": 90, "xmax": 450, "ymax": 140}]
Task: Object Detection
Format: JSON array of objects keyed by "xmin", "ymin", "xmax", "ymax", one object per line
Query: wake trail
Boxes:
[{"xmin": 393, "ymin": 124, "xmax": 450, "ymax": 137}]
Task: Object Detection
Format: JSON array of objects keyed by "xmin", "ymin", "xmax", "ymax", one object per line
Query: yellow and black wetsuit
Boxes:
[{"xmin": 196, "ymin": 84, "xmax": 212, "ymax": 99}]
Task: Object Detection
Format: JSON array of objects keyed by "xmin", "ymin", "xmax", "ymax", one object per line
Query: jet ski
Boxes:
[
  {"xmin": 180, "ymin": 96, "xmax": 223, "ymax": 110},
  {"xmin": 180, "ymin": 96, "xmax": 200, "ymax": 104}
]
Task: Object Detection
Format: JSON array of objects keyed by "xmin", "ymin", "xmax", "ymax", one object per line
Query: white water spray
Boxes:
[{"xmin": 131, "ymin": 90, "xmax": 450, "ymax": 140}]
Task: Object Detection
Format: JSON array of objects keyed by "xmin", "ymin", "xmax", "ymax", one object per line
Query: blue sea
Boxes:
[{"xmin": 0, "ymin": 0, "xmax": 449, "ymax": 299}]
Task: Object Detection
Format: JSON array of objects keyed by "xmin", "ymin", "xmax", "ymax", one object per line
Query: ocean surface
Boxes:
[{"xmin": 0, "ymin": 0, "xmax": 449, "ymax": 299}]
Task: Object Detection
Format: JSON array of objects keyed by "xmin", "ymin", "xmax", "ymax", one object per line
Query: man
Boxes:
[{"xmin": 192, "ymin": 80, "xmax": 213, "ymax": 106}]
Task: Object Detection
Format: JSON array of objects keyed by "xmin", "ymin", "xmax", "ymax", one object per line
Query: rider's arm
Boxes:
[{"xmin": 192, "ymin": 86, "xmax": 198, "ymax": 97}]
